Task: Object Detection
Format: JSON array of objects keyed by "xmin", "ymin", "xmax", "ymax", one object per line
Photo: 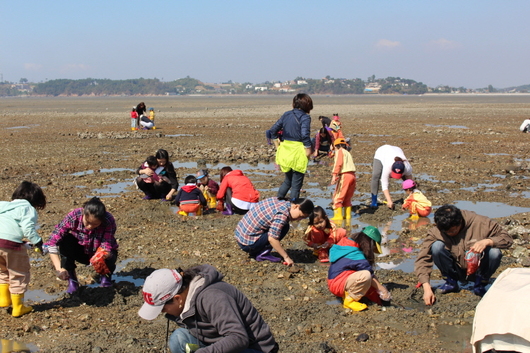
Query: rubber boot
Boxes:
[
  {"xmin": 0, "ymin": 283, "xmax": 12, "ymax": 307},
  {"xmin": 208, "ymin": 196, "xmax": 217, "ymax": 210},
  {"xmin": 255, "ymin": 249, "xmax": 281, "ymax": 263},
  {"xmin": 1, "ymin": 339, "xmax": 12, "ymax": 352},
  {"xmin": 100, "ymin": 274, "xmax": 113, "ymax": 288},
  {"xmin": 178, "ymin": 210, "xmax": 188, "ymax": 216},
  {"xmin": 409, "ymin": 213, "xmax": 420, "ymax": 221},
  {"xmin": 439, "ymin": 277, "xmax": 459, "ymax": 294},
  {"xmin": 11, "ymin": 293, "xmax": 32, "ymax": 317},
  {"xmin": 67, "ymin": 270, "xmax": 79, "ymax": 294},
  {"xmin": 473, "ymin": 275, "xmax": 488, "ymax": 297},
  {"xmin": 331, "ymin": 207, "xmax": 343, "ymax": 222},
  {"xmin": 370, "ymin": 194, "xmax": 378, "ymax": 208},
  {"xmin": 344, "ymin": 206, "xmax": 352, "ymax": 220},
  {"xmin": 343, "ymin": 292, "xmax": 367, "ymax": 312},
  {"xmin": 222, "ymin": 203, "xmax": 234, "ymax": 215}
]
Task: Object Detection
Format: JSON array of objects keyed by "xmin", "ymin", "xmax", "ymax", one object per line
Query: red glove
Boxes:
[
  {"xmin": 216, "ymin": 201, "xmax": 224, "ymax": 212},
  {"xmin": 90, "ymin": 247, "xmax": 110, "ymax": 275}
]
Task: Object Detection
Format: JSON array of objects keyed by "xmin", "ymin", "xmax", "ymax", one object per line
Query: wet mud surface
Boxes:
[{"xmin": 1, "ymin": 95, "xmax": 530, "ymax": 352}]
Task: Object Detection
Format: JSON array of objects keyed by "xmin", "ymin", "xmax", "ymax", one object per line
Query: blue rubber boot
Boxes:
[
  {"xmin": 370, "ymin": 194, "xmax": 378, "ymax": 208},
  {"xmin": 439, "ymin": 277, "xmax": 459, "ymax": 294},
  {"xmin": 473, "ymin": 275, "xmax": 488, "ymax": 297}
]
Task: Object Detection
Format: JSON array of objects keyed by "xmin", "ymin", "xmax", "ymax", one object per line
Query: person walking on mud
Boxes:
[
  {"xmin": 268, "ymin": 93, "xmax": 313, "ymax": 201},
  {"xmin": 414, "ymin": 205, "xmax": 513, "ymax": 305},
  {"xmin": 370, "ymin": 144, "xmax": 412, "ymax": 209},
  {"xmin": 44, "ymin": 197, "xmax": 119, "ymax": 294}
]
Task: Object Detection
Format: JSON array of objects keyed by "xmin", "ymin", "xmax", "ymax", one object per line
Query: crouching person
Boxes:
[
  {"xmin": 44, "ymin": 197, "xmax": 119, "ymax": 294},
  {"xmin": 138, "ymin": 264, "xmax": 279, "ymax": 353},
  {"xmin": 414, "ymin": 204, "xmax": 513, "ymax": 305}
]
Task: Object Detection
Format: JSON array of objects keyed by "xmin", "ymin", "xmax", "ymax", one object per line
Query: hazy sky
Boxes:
[{"xmin": 2, "ymin": 1, "xmax": 529, "ymax": 88}]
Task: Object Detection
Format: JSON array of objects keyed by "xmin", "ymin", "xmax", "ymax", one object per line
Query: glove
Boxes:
[
  {"xmin": 216, "ymin": 201, "xmax": 224, "ymax": 212},
  {"xmin": 377, "ymin": 288, "xmax": 392, "ymax": 302},
  {"xmin": 90, "ymin": 247, "xmax": 110, "ymax": 275}
]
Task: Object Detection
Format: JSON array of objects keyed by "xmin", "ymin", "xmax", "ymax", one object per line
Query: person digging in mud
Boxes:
[
  {"xmin": 370, "ymin": 144, "xmax": 412, "ymax": 210},
  {"xmin": 235, "ymin": 197, "xmax": 314, "ymax": 266},
  {"xmin": 328, "ymin": 226, "xmax": 392, "ymax": 312},
  {"xmin": 44, "ymin": 197, "xmax": 119, "ymax": 294},
  {"xmin": 0, "ymin": 181, "xmax": 46, "ymax": 317},
  {"xmin": 136, "ymin": 149, "xmax": 178, "ymax": 201},
  {"xmin": 174, "ymin": 175, "xmax": 207, "ymax": 216},
  {"xmin": 401, "ymin": 179, "xmax": 432, "ymax": 220},
  {"xmin": 216, "ymin": 166, "xmax": 260, "ymax": 215},
  {"xmin": 312, "ymin": 127, "xmax": 334, "ymax": 159},
  {"xmin": 268, "ymin": 93, "xmax": 313, "ymax": 201},
  {"xmin": 303, "ymin": 206, "xmax": 346, "ymax": 263},
  {"xmin": 196, "ymin": 169, "xmax": 219, "ymax": 211},
  {"xmin": 414, "ymin": 204, "xmax": 513, "ymax": 305},
  {"xmin": 138, "ymin": 264, "xmax": 279, "ymax": 353}
]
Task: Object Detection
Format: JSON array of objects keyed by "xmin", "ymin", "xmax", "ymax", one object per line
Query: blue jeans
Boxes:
[
  {"xmin": 277, "ymin": 170, "xmax": 305, "ymax": 200},
  {"xmin": 169, "ymin": 328, "xmax": 263, "ymax": 353},
  {"xmin": 431, "ymin": 240, "xmax": 502, "ymax": 281},
  {"xmin": 238, "ymin": 223, "xmax": 290, "ymax": 258}
]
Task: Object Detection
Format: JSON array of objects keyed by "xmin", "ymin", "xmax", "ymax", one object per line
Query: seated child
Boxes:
[
  {"xmin": 328, "ymin": 226, "xmax": 391, "ymax": 312},
  {"xmin": 139, "ymin": 156, "xmax": 161, "ymax": 184},
  {"xmin": 401, "ymin": 179, "xmax": 432, "ymax": 219},
  {"xmin": 149, "ymin": 107, "xmax": 156, "ymax": 129},
  {"xmin": 303, "ymin": 206, "xmax": 346, "ymax": 262},
  {"xmin": 174, "ymin": 175, "xmax": 207, "ymax": 216},
  {"xmin": 196, "ymin": 169, "xmax": 219, "ymax": 210}
]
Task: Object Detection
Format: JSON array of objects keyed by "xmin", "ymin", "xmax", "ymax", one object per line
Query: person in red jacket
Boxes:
[{"xmin": 216, "ymin": 166, "xmax": 260, "ymax": 215}]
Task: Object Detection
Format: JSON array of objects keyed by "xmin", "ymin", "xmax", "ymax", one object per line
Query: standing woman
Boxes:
[
  {"xmin": 136, "ymin": 149, "xmax": 179, "ymax": 200},
  {"xmin": 370, "ymin": 144, "xmax": 412, "ymax": 209},
  {"xmin": 269, "ymin": 93, "xmax": 313, "ymax": 200}
]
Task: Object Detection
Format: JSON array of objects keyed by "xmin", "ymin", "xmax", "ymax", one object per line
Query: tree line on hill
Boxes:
[{"xmin": 0, "ymin": 76, "xmax": 526, "ymax": 97}]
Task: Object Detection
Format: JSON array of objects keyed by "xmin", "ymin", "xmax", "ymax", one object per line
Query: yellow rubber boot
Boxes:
[
  {"xmin": 1, "ymin": 339, "xmax": 13, "ymax": 352},
  {"xmin": 208, "ymin": 196, "xmax": 217, "ymax": 210},
  {"xmin": 11, "ymin": 293, "xmax": 32, "ymax": 317},
  {"xmin": 331, "ymin": 207, "xmax": 343, "ymax": 222},
  {"xmin": 409, "ymin": 213, "xmax": 419, "ymax": 221},
  {"xmin": 344, "ymin": 206, "xmax": 352, "ymax": 220},
  {"xmin": 0, "ymin": 283, "xmax": 11, "ymax": 307},
  {"xmin": 343, "ymin": 292, "xmax": 367, "ymax": 312}
]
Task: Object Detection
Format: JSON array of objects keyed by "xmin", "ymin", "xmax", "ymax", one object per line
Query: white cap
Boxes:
[{"xmin": 138, "ymin": 269, "xmax": 183, "ymax": 320}]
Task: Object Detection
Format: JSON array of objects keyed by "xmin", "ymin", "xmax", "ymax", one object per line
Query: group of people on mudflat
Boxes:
[{"xmin": 0, "ymin": 93, "xmax": 514, "ymax": 353}]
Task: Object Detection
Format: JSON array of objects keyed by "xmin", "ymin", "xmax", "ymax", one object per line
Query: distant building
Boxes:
[
  {"xmin": 364, "ymin": 82, "xmax": 381, "ymax": 93},
  {"xmin": 255, "ymin": 86, "xmax": 268, "ymax": 91}
]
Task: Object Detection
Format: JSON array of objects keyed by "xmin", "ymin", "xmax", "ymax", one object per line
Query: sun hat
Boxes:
[
  {"xmin": 390, "ymin": 161, "xmax": 405, "ymax": 179},
  {"xmin": 361, "ymin": 226, "xmax": 382, "ymax": 254},
  {"xmin": 402, "ymin": 179, "xmax": 416, "ymax": 190},
  {"xmin": 196, "ymin": 169, "xmax": 208, "ymax": 180},
  {"xmin": 334, "ymin": 137, "xmax": 347, "ymax": 146},
  {"xmin": 149, "ymin": 107, "xmax": 154, "ymax": 111},
  {"xmin": 138, "ymin": 269, "xmax": 183, "ymax": 320}
]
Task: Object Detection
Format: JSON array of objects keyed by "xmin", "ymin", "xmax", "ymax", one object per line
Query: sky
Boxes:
[{"xmin": 1, "ymin": 1, "xmax": 529, "ymax": 89}]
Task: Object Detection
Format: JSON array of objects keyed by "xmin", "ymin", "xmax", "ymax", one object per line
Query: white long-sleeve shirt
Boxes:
[{"xmin": 374, "ymin": 145, "xmax": 413, "ymax": 191}]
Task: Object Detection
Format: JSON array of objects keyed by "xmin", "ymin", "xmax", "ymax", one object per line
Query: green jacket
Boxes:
[{"xmin": 0, "ymin": 199, "xmax": 41, "ymax": 245}]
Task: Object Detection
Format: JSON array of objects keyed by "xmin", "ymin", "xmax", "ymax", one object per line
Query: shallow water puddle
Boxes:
[
  {"xmin": 461, "ymin": 183, "xmax": 503, "ymax": 192},
  {"xmin": 71, "ymin": 167, "xmax": 134, "ymax": 176},
  {"xmin": 0, "ymin": 339, "xmax": 39, "ymax": 352},
  {"xmin": 437, "ymin": 324, "xmax": 473, "ymax": 352},
  {"xmin": 91, "ymin": 180, "xmax": 131, "ymax": 198},
  {"xmin": 425, "ymin": 124, "xmax": 469, "ymax": 129},
  {"xmin": 453, "ymin": 200, "xmax": 530, "ymax": 218},
  {"xmin": 5, "ymin": 124, "xmax": 40, "ymax": 130}
]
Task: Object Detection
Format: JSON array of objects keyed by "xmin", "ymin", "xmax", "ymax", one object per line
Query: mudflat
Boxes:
[{"xmin": 1, "ymin": 94, "xmax": 530, "ymax": 352}]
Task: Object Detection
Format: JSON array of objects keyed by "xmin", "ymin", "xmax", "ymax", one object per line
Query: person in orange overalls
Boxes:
[
  {"xmin": 303, "ymin": 206, "xmax": 346, "ymax": 262},
  {"xmin": 330, "ymin": 137, "xmax": 356, "ymax": 221}
]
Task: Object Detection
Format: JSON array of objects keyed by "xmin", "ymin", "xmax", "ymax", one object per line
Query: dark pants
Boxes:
[
  {"xmin": 136, "ymin": 177, "xmax": 172, "ymax": 199},
  {"xmin": 225, "ymin": 188, "xmax": 249, "ymax": 215},
  {"xmin": 238, "ymin": 223, "xmax": 290, "ymax": 258},
  {"xmin": 277, "ymin": 170, "xmax": 305, "ymax": 200},
  {"xmin": 58, "ymin": 234, "xmax": 117, "ymax": 274},
  {"xmin": 431, "ymin": 241, "xmax": 502, "ymax": 281}
]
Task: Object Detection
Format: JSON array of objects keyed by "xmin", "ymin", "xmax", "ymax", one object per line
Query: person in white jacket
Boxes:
[
  {"xmin": 0, "ymin": 181, "xmax": 46, "ymax": 317},
  {"xmin": 370, "ymin": 145, "xmax": 412, "ymax": 209},
  {"xmin": 519, "ymin": 119, "xmax": 530, "ymax": 133}
]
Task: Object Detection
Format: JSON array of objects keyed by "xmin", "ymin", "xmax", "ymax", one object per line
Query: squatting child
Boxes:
[
  {"xmin": 401, "ymin": 179, "xmax": 432, "ymax": 219},
  {"xmin": 303, "ymin": 206, "xmax": 346, "ymax": 262},
  {"xmin": 328, "ymin": 226, "xmax": 391, "ymax": 312},
  {"xmin": 0, "ymin": 181, "xmax": 47, "ymax": 317},
  {"xmin": 174, "ymin": 175, "xmax": 207, "ymax": 216},
  {"xmin": 196, "ymin": 169, "xmax": 219, "ymax": 210}
]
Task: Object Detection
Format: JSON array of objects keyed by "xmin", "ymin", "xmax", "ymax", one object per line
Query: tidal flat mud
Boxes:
[{"xmin": 1, "ymin": 95, "xmax": 530, "ymax": 352}]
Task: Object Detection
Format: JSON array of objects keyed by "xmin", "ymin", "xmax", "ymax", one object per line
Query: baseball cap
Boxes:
[
  {"xmin": 361, "ymin": 226, "xmax": 382, "ymax": 254},
  {"xmin": 138, "ymin": 269, "xmax": 183, "ymax": 320},
  {"xmin": 334, "ymin": 137, "xmax": 346, "ymax": 146},
  {"xmin": 196, "ymin": 169, "xmax": 208, "ymax": 180},
  {"xmin": 390, "ymin": 161, "xmax": 405, "ymax": 179},
  {"xmin": 402, "ymin": 179, "xmax": 416, "ymax": 190}
]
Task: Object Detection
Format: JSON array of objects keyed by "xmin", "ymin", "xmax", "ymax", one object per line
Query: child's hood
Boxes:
[
  {"xmin": 329, "ymin": 238, "xmax": 366, "ymax": 263},
  {"xmin": 0, "ymin": 199, "xmax": 31, "ymax": 214},
  {"xmin": 181, "ymin": 184, "xmax": 198, "ymax": 193}
]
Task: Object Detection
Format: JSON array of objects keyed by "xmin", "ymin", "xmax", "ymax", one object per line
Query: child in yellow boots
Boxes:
[
  {"xmin": 330, "ymin": 137, "xmax": 356, "ymax": 222},
  {"xmin": 327, "ymin": 226, "xmax": 391, "ymax": 312},
  {"xmin": 174, "ymin": 175, "xmax": 207, "ymax": 216},
  {"xmin": 401, "ymin": 179, "xmax": 432, "ymax": 220},
  {"xmin": 0, "ymin": 181, "xmax": 47, "ymax": 317}
]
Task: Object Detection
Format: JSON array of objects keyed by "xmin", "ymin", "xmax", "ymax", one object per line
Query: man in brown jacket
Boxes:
[{"xmin": 414, "ymin": 204, "xmax": 513, "ymax": 305}]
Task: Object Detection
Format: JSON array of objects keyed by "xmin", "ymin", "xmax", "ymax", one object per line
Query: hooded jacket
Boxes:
[
  {"xmin": 173, "ymin": 265, "xmax": 277, "ymax": 353},
  {"xmin": 414, "ymin": 210, "xmax": 513, "ymax": 284},
  {"xmin": 216, "ymin": 170, "xmax": 259, "ymax": 203},
  {"xmin": 174, "ymin": 184, "xmax": 206, "ymax": 207},
  {"xmin": 0, "ymin": 199, "xmax": 41, "ymax": 245}
]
